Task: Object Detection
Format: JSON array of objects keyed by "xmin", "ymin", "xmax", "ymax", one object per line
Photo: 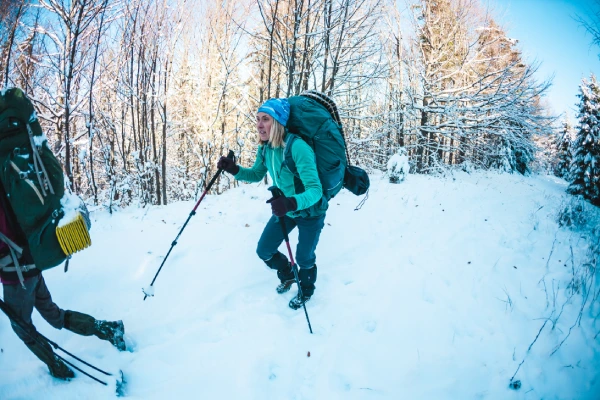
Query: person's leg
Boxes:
[
  {"xmin": 32, "ymin": 274, "xmax": 126, "ymax": 351},
  {"xmin": 3, "ymin": 277, "xmax": 73, "ymax": 379},
  {"xmin": 33, "ymin": 274, "xmax": 65, "ymax": 329},
  {"xmin": 297, "ymin": 267, "xmax": 318, "ymax": 297},
  {"xmin": 289, "ymin": 214, "xmax": 325, "ymax": 309},
  {"xmin": 63, "ymin": 310, "xmax": 126, "ymax": 351},
  {"xmin": 3, "ymin": 278, "xmax": 37, "ymax": 342},
  {"xmin": 257, "ymin": 215, "xmax": 297, "ymax": 289}
]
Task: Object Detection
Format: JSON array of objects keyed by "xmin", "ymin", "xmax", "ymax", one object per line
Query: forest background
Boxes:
[{"xmin": 0, "ymin": 0, "xmax": 589, "ymax": 208}]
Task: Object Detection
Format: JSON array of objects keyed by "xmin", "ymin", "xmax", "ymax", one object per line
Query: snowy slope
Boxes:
[{"xmin": 0, "ymin": 171, "xmax": 598, "ymax": 400}]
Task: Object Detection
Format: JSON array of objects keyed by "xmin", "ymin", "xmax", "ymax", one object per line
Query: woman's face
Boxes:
[{"xmin": 256, "ymin": 112, "xmax": 272, "ymax": 142}]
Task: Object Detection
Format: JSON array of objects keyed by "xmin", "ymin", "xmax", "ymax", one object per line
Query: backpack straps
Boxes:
[
  {"xmin": 27, "ymin": 123, "xmax": 55, "ymax": 197},
  {"xmin": 283, "ymin": 134, "xmax": 306, "ymax": 194},
  {"xmin": 0, "ymin": 230, "xmax": 27, "ymax": 288},
  {"xmin": 260, "ymin": 134, "xmax": 306, "ymax": 194},
  {"xmin": 0, "ymin": 179, "xmax": 35, "ymax": 288}
]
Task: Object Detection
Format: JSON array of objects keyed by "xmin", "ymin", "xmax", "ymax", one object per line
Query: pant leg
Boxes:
[
  {"xmin": 298, "ymin": 266, "xmax": 317, "ymax": 297},
  {"xmin": 294, "ymin": 214, "xmax": 325, "ymax": 297},
  {"xmin": 3, "ymin": 277, "xmax": 74, "ymax": 378},
  {"xmin": 294, "ymin": 214, "xmax": 326, "ymax": 269},
  {"xmin": 34, "ymin": 274, "xmax": 65, "ymax": 330},
  {"xmin": 256, "ymin": 215, "xmax": 297, "ymax": 262},
  {"xmin": 3, "ymin": 277, "xmax": 39, "ymax": 344}
]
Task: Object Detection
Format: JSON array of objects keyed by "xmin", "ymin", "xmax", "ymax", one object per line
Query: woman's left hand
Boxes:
[{"xmin": 267, "ymin": 195, "xmax": 298, "ymax": 217}]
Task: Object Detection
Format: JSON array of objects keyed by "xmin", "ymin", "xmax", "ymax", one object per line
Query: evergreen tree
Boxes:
[
  {"xmin": 554, "ymin": 119, "xmax": 573, "ymax": 179},
  {"xmin": 567, "ymin": 75, "xmax": 600, "ymax": 205}
]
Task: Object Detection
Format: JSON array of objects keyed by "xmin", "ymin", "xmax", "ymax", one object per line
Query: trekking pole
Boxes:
[
  {"xmin": 143, "ymin": 150, "xmax": 235, "ymax": 300},
  {"xmin": 0, "ymin": 297, "xmax": 112, "ymax": 385},
  {"xmin": 267, "ymin": 186, "xmax": 313, "ymax": 334}
]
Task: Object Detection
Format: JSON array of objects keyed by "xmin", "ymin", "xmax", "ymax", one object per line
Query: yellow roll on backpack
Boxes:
[
  {"xmin": 55, "ymin": 195, "xmax": 92, "ymax": 257},
  {"xmin": 56, "ymin": 211, "xmax": 91, "ymax": 256}
]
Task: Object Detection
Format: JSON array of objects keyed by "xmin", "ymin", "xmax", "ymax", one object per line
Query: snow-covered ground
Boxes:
[{"xmin": 0, "ymin": 171, "xmax": 598, "ymax": 399}]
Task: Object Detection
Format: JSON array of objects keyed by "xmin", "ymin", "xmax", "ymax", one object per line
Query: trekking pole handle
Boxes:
[
  {"xmin": 226, "ymin": 150, "xmax": 235, "ymax": 163},
  {"xmin": 267, "ymin": 186, "xmax": 283, "ymax": 199},
  {"xmin": 191, "ymin": 150, "xmax": 235, "ymax": 214},
  {"xmin": 222, "ymin": 150, "xmax": 235, "ymax": 169}
]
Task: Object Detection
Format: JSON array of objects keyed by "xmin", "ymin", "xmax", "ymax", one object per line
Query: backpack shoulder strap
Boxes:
[
  {"xmin": 0, "ymin": 181, "xmax": 33, "ymax": 287},
  {"xmin": 260, "ymin": 144, "xmax": 266, "ymax": 165},
  {"xmin": 0, "ymin": 182, "xmax": 26, "ymax": 246},
  {"xmin": 283, "ymin": 133, "xmax": 298, "ymax": 175},
  {"xmin": 283, "ymin": 134, "xmax": 305, "ymax": 194}
]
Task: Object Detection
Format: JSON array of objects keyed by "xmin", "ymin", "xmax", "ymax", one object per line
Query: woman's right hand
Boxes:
[{"xmin": 217, "ymin": 156, "xmax": 239, "ymax": 175}]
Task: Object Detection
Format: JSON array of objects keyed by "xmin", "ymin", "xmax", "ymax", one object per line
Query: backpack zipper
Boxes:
[{"xmin": 9, "ymin": 161, "xmax": 45, "ymax": 205}]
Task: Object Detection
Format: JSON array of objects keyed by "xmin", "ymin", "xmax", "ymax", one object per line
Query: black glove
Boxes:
[
  {"xmin": 217, "ymin": 155, "xmax": 239, "ymax": 175},
  {"xmin": 267, "ymin": 195, "xmax": 298, "ymax": 217}
]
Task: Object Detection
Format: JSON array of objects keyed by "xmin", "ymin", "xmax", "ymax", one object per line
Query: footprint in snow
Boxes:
[
  {"xmin": 123, "ymin": 334, "xmax": 137, "ymax": 353},
  {"xmin": 332, "ymin": 374, "xmax": 352, "ymax": 391},
  {"xmin": 268, "ymin": 364, "xmax": 280, "ymax": 381},
  {"xmin": 363, "ymin": 320, "xmax": 377, "ymax": 333}
]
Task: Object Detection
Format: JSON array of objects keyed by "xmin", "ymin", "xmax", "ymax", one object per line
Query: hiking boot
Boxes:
[
  {"xmin": 276, "ymin": 263, "xmax": 295, "ymax": 294},
  {"xmin": 265, "ymin": 252, "xmax": 297, "ymax": 293},
  {"xmin": 95, "ymin": 320, "xmax": 126, "ymax": 351},
  {"xmin": 276, "ymin": 279, "xmax": 295, "ymax": 294},
  {"xmin": 288, "ymin": 265, "xmax": 317, "ymax": 309},
  {"xmin": 65, "ymin": 311, "xmax": 127, "ymax": 351},
  {"xmin": 26, "ymin": 340, "xmax": 74, "ymax": 380},
  {"xmin": 289, "ymin": 293, "xmax": 311, "ymax": 310},
  {"xmin": 47, "ymin": 356, "xmax": 75, "ymax": 380}
]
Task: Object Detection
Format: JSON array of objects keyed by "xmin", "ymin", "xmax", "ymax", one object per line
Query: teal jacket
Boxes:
[{"xmin": 234, "ymin": 135, "xmax": 328, "ymax": 217}]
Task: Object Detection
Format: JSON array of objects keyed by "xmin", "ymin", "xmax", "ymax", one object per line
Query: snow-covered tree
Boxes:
[
  {"xmin": 399, "ymin": 0, "xmax": 553, "ymax": 174},
  {"xmin": 387, "ymin": 148, "xmax": 410, "ymax": 183},
  {"xmin": 554, "ymin": 119, "xmax": 574, "ymax": 179},
  {"xmin": 1, "ymin": 0, "xmax": 560, "ymax": 206},
  {"xmin": 567, "ymin": 75, "xmax": 600, "ymax": 206}
]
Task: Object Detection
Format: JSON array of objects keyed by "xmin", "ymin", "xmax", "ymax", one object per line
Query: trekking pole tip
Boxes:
[{"xmin": 142, "ymin": 286, "xmax": 155, "ymax": 299}]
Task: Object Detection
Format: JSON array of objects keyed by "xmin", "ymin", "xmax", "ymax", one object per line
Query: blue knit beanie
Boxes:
[{"xmin": 257, "ymin": 98, "xmax": 290, "ymax": 126}]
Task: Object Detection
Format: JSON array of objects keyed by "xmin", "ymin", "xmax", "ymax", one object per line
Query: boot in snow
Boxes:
[
  {"xmin": 276, "ymin": 263, "xmax": 295, "ymax": 294},
  {"xmin": 276, "ymin": 278, "xmax": 295, "ymax": 294},
  {"xmin": 265, "ymin": 252, "xmax": 296, "ymax": 294},
  {"xmin": 288, "ymin": 293, "xmax": 311, "ymax": 310},
  {"xmin": 95, "ymin": 320, "xmax": 126, "ymax": 351},
  {"xmin": 289, "ymin": 266, "xmax": 317, "ymax": 310},
  {"xmin": 65, "ymin": 311, "xmax": 126, "ymax": 351},
  {"xmin": 26, "ymin": 339, "xmax": 74, "ymax": 380}
]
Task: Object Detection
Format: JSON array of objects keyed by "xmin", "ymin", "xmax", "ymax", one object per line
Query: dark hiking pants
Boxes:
[
  {"xmin": 3, "ymin": 274, "xmax": 65, "ymax": 345},
  {"xmin": 257, "ymin": 214, "xmax": 325, "ymax": 295}
]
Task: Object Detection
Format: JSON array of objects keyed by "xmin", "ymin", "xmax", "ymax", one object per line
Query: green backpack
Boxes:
[
  {"xmin": 285, "ymin": 90, "xmax": 369, "ymax": 200},
  {"xmin": 0, "ymin": 88, "xmax": 89, "ymax": 271}
]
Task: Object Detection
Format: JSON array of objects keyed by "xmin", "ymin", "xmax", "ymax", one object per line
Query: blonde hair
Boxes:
[{"xmin": 258, "ymin": 118, "xmax": 286, "ymax": 148}]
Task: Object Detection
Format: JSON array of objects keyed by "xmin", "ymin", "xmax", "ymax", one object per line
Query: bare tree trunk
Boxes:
[
  {"xmin": 258, "ymin": 0, "xmax": 280, "ymax": 99},
  {"xmin": 321, "ymin": 0, "xmax": 332, "ymax": 93},
  {"xmin": 286, "ymin": 0, "xmax": 303, "ymax": 96},
  {"xmin": 87, "ymin": 0, "xmax": 109, "ymax": 205},
  {"xmin": 151, "ymin": 49, "xmax": 161, "ymax": 205},
  {"xmin": 2, "ymin": 3, "xmax": 25, "ymax": 87},
  {"xmin": 161, "ymin": 60, "xmax": 168, "ymax": 205}
]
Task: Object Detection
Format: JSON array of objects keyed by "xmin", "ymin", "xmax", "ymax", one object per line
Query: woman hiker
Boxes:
[{"xmin": 217, "ymin": 98, "xmax": 327, "ymax": 310}]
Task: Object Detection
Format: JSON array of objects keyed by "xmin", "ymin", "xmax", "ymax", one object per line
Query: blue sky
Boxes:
[{"xmin": 489, "ymin": 0, "xmax": 600, "ymax": 121}]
